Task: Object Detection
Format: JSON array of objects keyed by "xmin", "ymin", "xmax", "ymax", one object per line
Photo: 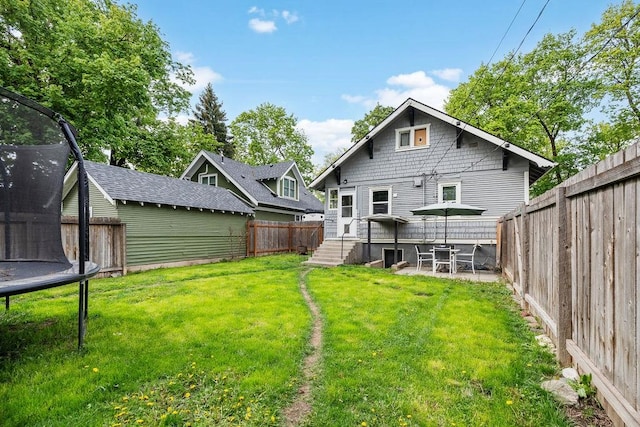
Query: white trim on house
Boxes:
[
  {"xmin": 437, "ymin": 181, "xmax": 461, "ymax": 204},
  {"xmin": 279, "ymin": 175, "xmax": 298, "ymax": 200},
  {"xmin": 369, "ymin": 186, "xmax": 392, "ymax": 215},
  {"xmin": 395, "ymin": 123, "xmax": 430, "ymax": 151}
]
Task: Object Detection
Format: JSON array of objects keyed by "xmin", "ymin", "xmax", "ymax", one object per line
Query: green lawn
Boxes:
[{"xmin": 0, "ymin": 255, "xmax": 570, "ymax": 426}]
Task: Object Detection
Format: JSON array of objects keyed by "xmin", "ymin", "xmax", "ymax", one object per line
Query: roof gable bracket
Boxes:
[
  {"xmin": 502, "ymin": 148, "xmax": 509, "ymax": 171},
  {"xmin": 367, "ymin": 138, "xmax": 374, "ymax": 159},
  {"xmin": 408, "ymin": 106, "xmax": 415, "ymax": 127},
  {"xmin": 456, "ymin": 130, "xmax": 463, "ymax": 149},
  {"xmin": 333, "ymin": 166, "xmax": 341, "ymax": 185}
]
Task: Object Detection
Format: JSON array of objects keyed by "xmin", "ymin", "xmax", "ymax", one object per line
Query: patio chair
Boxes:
[
  {"xmin": 0, "ymin": 87, "xmax": 100, "ymax": 347},
  {"xmin": 415, "ymin": 245, "xmax": 434, "ymax": 271},
  {"xmin": 455, "ymin": 244, "xmax": 479, "ymax": 274},
  {"xmin": 433, "ymin": 246, "xmax": 454, "ymax": 275}
]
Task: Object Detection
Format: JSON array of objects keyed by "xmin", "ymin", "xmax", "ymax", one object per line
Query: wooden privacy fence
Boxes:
[
  {"xmin": 497, "ymin": 143, "xmax": 640, "ymax": 426},
  {"xmin": 247, "ymin": 220, "xmax": 323, "ymax": 256},
  {"xmin": 61, "ymin": 217, "xmax": 126, "ymax": 278}
]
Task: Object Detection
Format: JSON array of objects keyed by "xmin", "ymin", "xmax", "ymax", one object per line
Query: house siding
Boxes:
[
  {"xmin": 62, "ymin": 182, "xmax": 119, "ymax": 218},
  {"xmin": 322, "ymin": 110, "xmax": 529, "ymax": 247},
  {"xmin": 191, "ymin": 162, "xmax": 242, "ymax": 195},
  {"xmin": 255, "ymin": 209, "xmax": 296, "ymax": 222},
  {"xmin": 117, "ymin": 203, "xmax": 247, "ymax": 266}
]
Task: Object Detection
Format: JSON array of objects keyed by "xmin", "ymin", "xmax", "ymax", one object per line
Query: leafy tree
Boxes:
[
  {"xmin": 191, "ymin": 83, "xmax": 234, "ymax": 158},
  {"xmin": 0, "ymin": 0, "xmax": 193, "ymax": 171},
  {"xmin": 445, "ymin": 31, "xmax": 601, "ymax": 194},
  {"xmin": 351, "ymin": 103, "xmax": 395, "ymax": 142},
  {"xmin": 585, "ymin": 0, "xmax": 640, "ymax": 128},
  {"xmin": 230, "ymin": 102, "xmax": 314, "ymax": 181},
  {"xmin": 138, "ymin": 120, "xmax": 221, "ymax": 177}
]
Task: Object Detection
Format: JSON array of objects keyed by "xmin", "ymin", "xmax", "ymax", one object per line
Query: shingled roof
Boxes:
[
  {"xmin": 73, "ymin": 161, "xmax": 254, "ymax": 215},
  {"xmin": 197, "ymin": 151, "xmax": 323, "ymax": 213}
]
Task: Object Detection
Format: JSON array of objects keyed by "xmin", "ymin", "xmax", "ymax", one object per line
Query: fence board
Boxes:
[
  {"xmin": 498, "ymin": 142, "xmax": 640, "ymax": 425},
  {"xmin": 246, "ymin": 220, "xmax": 323, "ymax": 256},
  {"xmin": 61, "ymin": 217, "xmax": 126, "ymax": 278}
]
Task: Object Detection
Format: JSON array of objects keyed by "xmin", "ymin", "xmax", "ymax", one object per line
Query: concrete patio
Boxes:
[{"xmin": 394, "ymin": 266, "xmax": 502, "ymax": 283}]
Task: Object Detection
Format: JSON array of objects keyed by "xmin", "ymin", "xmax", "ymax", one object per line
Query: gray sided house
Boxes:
[
  {"xmin": 180, "ymin": 151, "xmax": 323, "ymax": 221},
  {"xmin": 309, "ymin": 98, "xmax": 555, "ymax": 268},
  {"xmin": 62, "ymin": 161, "xmax": 254, "ymax": 272}
]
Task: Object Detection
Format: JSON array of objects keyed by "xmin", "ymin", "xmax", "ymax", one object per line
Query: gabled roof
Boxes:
[
  {"xmin": 181, "ymin": 151, "xmax": 324, "ymax": 214},
  {"xmin": 310, "ymin": 98, "xmax": 556, "ymax": 189},
  {"xmin": 65, "ymin": 161, "xmax": 254, "ymax": 215}
]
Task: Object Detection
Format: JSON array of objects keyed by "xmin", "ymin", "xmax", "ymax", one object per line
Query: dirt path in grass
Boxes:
[{"xmin": 282, "ymin": 269, "xmax": 322, "ymax": 426}]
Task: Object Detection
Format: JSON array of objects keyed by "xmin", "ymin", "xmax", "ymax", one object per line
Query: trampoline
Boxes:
[{"xmin": 0, "ymin": 87, "xmax": 100, "ymax": 347}]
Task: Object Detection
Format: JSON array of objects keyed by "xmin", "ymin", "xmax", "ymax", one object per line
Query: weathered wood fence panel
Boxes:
[
  {"xmin": 61, "ymin": 217, "xmax": 126, "ymax": 278},
  {"xmin": 497, "ymin": 142, "xmax": 640, "ymax": 426},
  {"xmin": 247, "ymin": 220, "xmax": 323, "ymax": 256}
]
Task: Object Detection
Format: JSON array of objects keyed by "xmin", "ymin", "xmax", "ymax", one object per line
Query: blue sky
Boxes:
[{"xmin": 125, "ymin": 0, "xmax": 613, "ymax": 166}]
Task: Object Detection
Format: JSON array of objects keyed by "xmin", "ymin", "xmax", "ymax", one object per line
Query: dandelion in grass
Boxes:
[
  {"xmin": 506, "ymin": 400, "xmax": 513, "ymax": 405},
  {"xmin": 361, "ymin": 422, "xmax": 368, "ymax": 427},
  {"xmin": 92, "ymin": 367, "xmax": 99, "ymax": 373}
]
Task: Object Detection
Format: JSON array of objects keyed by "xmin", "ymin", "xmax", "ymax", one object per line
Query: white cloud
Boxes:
[
  {"xmin": 247, "ymin": 7, "xmax": 299, "ymax": 33},
  {"xmin": 175, "ymin": 51, "xmax": 195, "ymax": 64},
  {"xmin": 431, "ymin": 68, "xmax": 463, "ymax": 82},
  {"xmin": 189, "ymin": 67, "xmax": 223, "ymax": 92},
  {"xmin": 249, "ymin": 18, "xmax": 277, "ymax": 33},
  {"xmin": 281, "ymin": 10, "xmax": 299, "ymax": 24},
  {"xmin": 342, "ymin": 70, "xmax": 454, "ymax": 111},
  {"xmin": 172, "ymin": 51, "xmax": 223, "ymax": 92},
  {"xmin": 298, "ymin": 118, "xmax": 353, "ymax": 166}
]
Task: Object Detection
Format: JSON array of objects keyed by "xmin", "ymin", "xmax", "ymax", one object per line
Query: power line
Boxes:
[
  {"xmin": 416, "ymin": 0, "xmax": 550, "ymax": 179},
  {"xmin": 455, "ymin": 3, "xmax": 640, "ymax": 179}
]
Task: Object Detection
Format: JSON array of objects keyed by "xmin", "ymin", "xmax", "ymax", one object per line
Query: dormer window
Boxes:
[
  {"xmin": 281, "ymin": 176, "xmax": 297, "ymax": 199},
  {"xmin": 395, "ymin": 124, "xmax": 430, "ymax": 150},
  {"xmin": 199, "ymin": 173, "xmax": 218, "ymax": 186}
]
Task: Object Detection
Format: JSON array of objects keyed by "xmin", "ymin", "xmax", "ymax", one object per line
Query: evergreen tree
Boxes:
[{"xmin": 192, "ymin": 83, "xmax": 234, "ymax": 157}]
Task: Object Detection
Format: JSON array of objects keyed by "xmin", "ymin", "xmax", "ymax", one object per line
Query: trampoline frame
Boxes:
[{"xmin": 0, "ymin": 87, "xmax": 100, "ymax": 348}]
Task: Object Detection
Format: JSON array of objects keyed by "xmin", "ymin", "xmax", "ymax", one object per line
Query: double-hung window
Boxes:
[
  {"xmin": 328, "ymin": 188, "xmax": 338, "ymax": 210},
  {"xmin": 395, "ymin": 124, "xmax": 430, "ymax": 150},
  {"xmin": 281, "ymin": 176, "xmax": 297, "ymax": 199},
  {"xmin": 370, "ymin": 188, "xmax": 391, "ymax": 215},
  {"xmin": 438, "ymin": 182, "xmax": 461, "ymax": 204}
]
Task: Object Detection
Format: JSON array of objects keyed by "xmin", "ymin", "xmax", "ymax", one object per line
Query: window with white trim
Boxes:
[
  {"xmin": 281, "ymin": 176, "xmax": 297, "ymax": 199},
  {"xmin": 199, "ymin": 173, "xmax": 218, "ymax": 186},
  {"xmin": 370, "ymin": 187, "xmax": 391, "ymax": 215},
  {"xmin": 395, "ymin": 124, "xmax": 430, "ymax": 150},
  {"xmin": 438, "ymin": 182, "xmax": 461, "ymax": 204},
  {"xmin": 328, "ymin": 188, "xmax": 338, "ymax": 210}
]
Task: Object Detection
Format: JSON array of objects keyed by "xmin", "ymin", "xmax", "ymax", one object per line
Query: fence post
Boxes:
[
  {"xmin": 521, "ymin": 204, "xmax": 529, "ymax": 309},
  {"xmin": 556, "ymin": 186, "xmax": 572, "ymax": 365}
]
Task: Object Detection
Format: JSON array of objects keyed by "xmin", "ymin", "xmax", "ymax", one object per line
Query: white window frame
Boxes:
[
  {"xmin": 369, "ymin": 187, "xmax": 392, "ymax": 215},
  {"xmin": 395, "ymin": 124, "xmax": 430, "ymax": 151},
  {"xmin": 199, "ymin": 173, "xmax": 218, "ymax": 186},
  {"xmin": 281, "ymin": 176, "xmax": 297, "ymax": 200},
  {"xmin": 328, "ymin": 188, "xmax": 338, "ymax": 210},
  {"xmin": 438, "ymin": 182, "xmax": 461, "ymax": 204}
]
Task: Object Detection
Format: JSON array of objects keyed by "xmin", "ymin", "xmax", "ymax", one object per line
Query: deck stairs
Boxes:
[{"xmin": 303, "ymin": 239, "xmax": 359, "ymax": 267}]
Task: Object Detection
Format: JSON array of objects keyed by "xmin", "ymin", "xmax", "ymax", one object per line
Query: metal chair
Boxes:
[
  {"xmin": 415, "ymin": 245, "xmax": 434, "ymax": 271},
  {"xmin": 0, "ymin": 87, "xmax": 100, "ymax": 347},
  {"xmin": 433, "ymin": 246, "xmax": 454, "ymax": 275},
  {"xmin": 456, "ymin": 244, "xmax": 479, "ymax": 274}
]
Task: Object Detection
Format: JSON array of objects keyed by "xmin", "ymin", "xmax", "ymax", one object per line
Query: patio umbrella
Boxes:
[{"xmin": 411, "ymin": 202, "xmax": 486, "ymax": 244}]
